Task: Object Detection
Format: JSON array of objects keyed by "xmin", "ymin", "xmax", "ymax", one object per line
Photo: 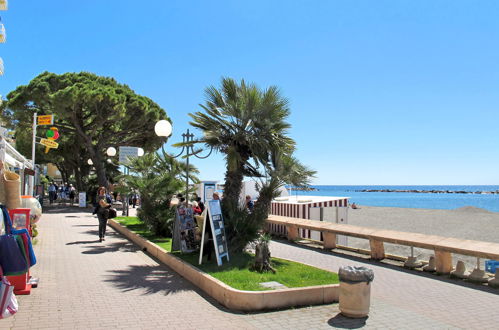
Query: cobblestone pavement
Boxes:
[{"xmin": 3, "ymin": 207, "xmax": 499, "ymax": 329}]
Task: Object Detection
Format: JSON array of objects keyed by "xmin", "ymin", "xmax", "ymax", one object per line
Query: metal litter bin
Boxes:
[{"xmin": 339, "ymin": 266, "xmax": 374, "ymax": 318}]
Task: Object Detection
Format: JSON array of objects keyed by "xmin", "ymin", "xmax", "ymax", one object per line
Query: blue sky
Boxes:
[{"xmin": 1, "ymin": 1, "xmax": 498, "ymax": 185}]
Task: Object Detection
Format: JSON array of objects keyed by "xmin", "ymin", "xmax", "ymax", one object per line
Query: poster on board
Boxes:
[
  {"xmin": 172, "ymin": 205, "xmax": 197, "ymax": 253},
  {"xmin": 198, "ymin": 199, "xmax": 229, "ymax": 266}
]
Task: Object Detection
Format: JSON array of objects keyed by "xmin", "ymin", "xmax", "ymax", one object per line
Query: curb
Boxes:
[{"xmin": 108, "ymin": 219, "xmax": 339, "ymax": 311}]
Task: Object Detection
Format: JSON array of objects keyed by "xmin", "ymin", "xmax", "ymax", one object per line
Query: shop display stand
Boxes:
[{"xmin": 6, "ymin": 208, "xmax": 36, "ymax": 295}]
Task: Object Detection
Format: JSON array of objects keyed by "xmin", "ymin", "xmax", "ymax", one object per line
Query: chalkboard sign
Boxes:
[{"xmin": 198, "ymin": 200, "xmax": 229, "ymax": 266}]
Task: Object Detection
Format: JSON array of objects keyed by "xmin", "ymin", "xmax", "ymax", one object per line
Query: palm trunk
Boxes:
[
  {"xmin": 222, "ymin": 167, "xmax": 244, "ymax": 213},
  {"xmin": 221, "ymin": 151, "xmax": 249, "ymax": 214}
]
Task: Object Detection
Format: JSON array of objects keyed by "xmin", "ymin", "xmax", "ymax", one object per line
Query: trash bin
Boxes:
[{"xmin": 338, "ymin": 266, "xmax": 374, "ymax": 318}]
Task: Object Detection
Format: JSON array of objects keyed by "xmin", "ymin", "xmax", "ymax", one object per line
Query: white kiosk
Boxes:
[
  {"xmin": 270, "ymin": 195, "xmax": 350, "ymax": 246},
  {"xmin": 195, "ymin": 181, "xmax": 218, "ymax": 202}
]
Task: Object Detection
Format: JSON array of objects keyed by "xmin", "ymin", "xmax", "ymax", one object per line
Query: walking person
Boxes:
[
  {"xmin": 48, "ymin": 182, "xmax": 57, "ymax": 204},
  {"xmin": 245, "ymin": 195, "xmax": 254, "ymax": 213},
  {"xmin": 131, "ymin": 191, "xmax": 138, "ymax": 208},
  {"xmin": 69, "ymin": 184, "xmax": 76, "ymax": 206},
  {"xmin": 96, "ymin": 186, "xmax": 112, "ymax": 242}
]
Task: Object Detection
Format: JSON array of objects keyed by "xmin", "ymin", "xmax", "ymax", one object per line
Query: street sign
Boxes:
[
  {"xmin": 37, "ymin": 115, "xmax": 54, "ymax": 125},
  {"xmin": 39, "ymin": 138, "xmax": 59, "ymax": 149},
  {"xmin": 118, "ymin": 146, "xmax": 139, "ymax": 164}
]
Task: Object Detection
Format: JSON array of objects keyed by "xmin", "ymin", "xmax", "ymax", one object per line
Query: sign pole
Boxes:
[{"xmin": 30, "ymin": 112, "xmax": 37, "ymax": 196}]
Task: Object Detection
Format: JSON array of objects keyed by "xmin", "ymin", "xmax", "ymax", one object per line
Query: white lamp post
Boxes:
[
  {"xmin": 87, "ymin": 159, "xmax": 93, "ymax": 165},
  {"xmin": 155, "ymin": 120, "xmax": 212, "ymax": 205}
]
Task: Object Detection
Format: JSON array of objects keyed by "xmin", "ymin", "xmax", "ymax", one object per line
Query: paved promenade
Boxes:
[{"xmin": 2, "ymin": 207, "xmax": 499, "ymax": 329}]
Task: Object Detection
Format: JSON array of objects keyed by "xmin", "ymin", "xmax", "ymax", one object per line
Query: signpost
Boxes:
[
  {"xmin": 198, "ymin": 200, "xmax": 229, "ymax": 266},
  {"xmin": 37, "ymin": 115, "xmax": 54, "ymax": 126},
  {"xmin": 31, "ymin": 113, "xmax": 57, "ymax": 196},
  {"xmin": 39, "ymin": 138, "xmax": 59, "ymax": 149}
]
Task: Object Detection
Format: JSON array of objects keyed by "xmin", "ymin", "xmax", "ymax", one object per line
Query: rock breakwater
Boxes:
[{"xmin": 356, "ymin": 189, "xmax": 499, "ymax": 194}]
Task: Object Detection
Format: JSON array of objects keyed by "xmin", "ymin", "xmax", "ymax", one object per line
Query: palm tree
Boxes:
[
  {"xmin": 189, "ymin": 78, "xmax": 296, "ymax": 208},
  {"xmin": 189, "ymin": 78, "xmax": 315, "ymax": 252},
  {"xmin": 119, "ymin": 152, "xmax": 199, "ymax": 236}
]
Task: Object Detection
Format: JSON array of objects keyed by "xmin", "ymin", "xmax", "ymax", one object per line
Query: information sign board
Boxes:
[
  {"xmin": 198, "ymin": 200, "xmax": 229, "ymax": 266},
  {"xmin": 37, "ymin": 115, "xmax": 54, "ymax": 125},
  {"xmin": 118, "ymin": 146, "xmax": 139, "ymax": 165},
  {"xmin": 39, "ymin": 138, "xmax": 59, "ymax": 149},
  {"xmin": 204, "ymin": 183, "xmax": 216, "ymax": 202}
]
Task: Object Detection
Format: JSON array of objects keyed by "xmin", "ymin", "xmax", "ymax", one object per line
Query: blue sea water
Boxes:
[{"xmin": 291, "ymin": 185, "xmax": 499, "ymax": 212}]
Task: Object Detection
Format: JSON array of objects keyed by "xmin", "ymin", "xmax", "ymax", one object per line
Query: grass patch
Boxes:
[
  {"xmin": 115, "ymin": 216, "xmax": 338, "ymax": 291},
  {"xmin": 115, "ymin": 216, "xmax": 172, "ymax": 252},
  {"xmin": 174, "ymin": 252, "xmax": 338, "ymax": 291}
]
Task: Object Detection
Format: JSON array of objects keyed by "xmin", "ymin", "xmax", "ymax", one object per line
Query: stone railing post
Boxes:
[
  {"xmin": 369, "ymin": 238, "xmax": 385, "ymax": 260},
  {"xmin": 323, "ymin": 232, "xmax": 337, "ymax": 249},
  {"xmin": 287, "ymin": 225, "xmax": 299, "ymax": 241},
  {"xmin": 434, "ymin": 249, "xmax": 452, "ymax": 274}
]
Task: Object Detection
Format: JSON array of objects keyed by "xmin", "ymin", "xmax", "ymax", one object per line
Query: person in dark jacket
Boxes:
[{"xmin": 96, "ymin": 187, "xmax": 112, "ymax": 242}]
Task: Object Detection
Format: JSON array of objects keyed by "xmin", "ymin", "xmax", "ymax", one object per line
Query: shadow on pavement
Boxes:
[
  {"xmin": 66, "ymin": 240, "xmax": 100, "ymax": 245},
  {"xmin": 43, "ymin": 205, "xmax": 93, "ymax": 214},
  {"xmin": 104, "ymin": 264, "xmax": 193, "ymax": 296},
  {"xmin": 274, "ymin": 239, "xmax": 499, "ymax": 296},
  {"xmin": 81, "ymin": 240, "xmax": 138, "ymax": 255},
  {"xmin": 327, "ymin": 313, "xmax": 368, "ymax": 329}
]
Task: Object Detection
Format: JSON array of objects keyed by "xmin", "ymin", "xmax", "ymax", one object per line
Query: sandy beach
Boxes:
[{"xmin": 345, "ymin": 205, "xmax": 499, "ymax": 270}]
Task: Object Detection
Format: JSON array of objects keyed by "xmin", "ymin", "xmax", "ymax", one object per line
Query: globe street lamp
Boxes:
[
  {"xmin": 104, "ymin": 146, "xmax": 144, "ymax": 216},
  {"xmin": 87, "ymin": 159, "xmax": 93, "ymax": 166},
  {"xmin": 106, "ymin": 147, "xmax": 117, "ymax": 157},
  {"xmin": 155, "ymin": 120, "xmax": 173, "ymax": 137},
  {"xmin": 155, "ymin": 120, "xmax": 212, "ymax": 205}
]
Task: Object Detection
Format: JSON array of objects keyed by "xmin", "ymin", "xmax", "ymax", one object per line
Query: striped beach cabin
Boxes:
[{"xmin": 269, "ymin": 196, "xmax": 350, "ymax": 241}]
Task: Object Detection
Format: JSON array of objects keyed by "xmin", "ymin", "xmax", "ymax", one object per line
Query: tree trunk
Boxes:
[
  {"xmin": 222, "ymin": 151, "xmax": 249, "ymax": 214},
  {"xmin": 93, "ymin": 157, "xmax": 108, "ymax": 188},
  {"xmin": 252, "ymin": 240, "xmax": 275, "ymax": 273},
  {"xmin": 72, "ymin": 113, "xmax": 109, "ymax": 188},
  {"xmin": 222, "ymin": 168, "xmax": 244, "ymax": 211},
  {"xmin": 74, "ymin": 166, "xmax": 83, "ymax": 191}
]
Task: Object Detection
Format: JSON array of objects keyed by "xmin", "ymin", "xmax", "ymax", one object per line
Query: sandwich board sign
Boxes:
[
  {"xmin": 78, "ymin": 192, "xmax": 86, "ymax": 208},
  {"xmin": 198, "ymin": 199, "xmax": 229, "ymax": 266},
  {"xmin": 172, "ymin": 205, "xmax": 197, "ymax": 253}
]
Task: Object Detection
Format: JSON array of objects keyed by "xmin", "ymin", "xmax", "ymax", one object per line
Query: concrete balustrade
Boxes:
[{"xmin": 266, "ymin": 215, "xmax": 499, "ymax": 285}]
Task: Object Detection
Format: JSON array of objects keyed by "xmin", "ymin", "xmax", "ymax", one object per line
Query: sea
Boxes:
[{"xmin": 290, "ymin": 185, "xmax": 499, "ymax": 212}]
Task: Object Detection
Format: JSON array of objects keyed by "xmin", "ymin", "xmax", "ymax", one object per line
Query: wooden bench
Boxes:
[{"xmin": 266, "ymin": 215, "xmax": 499, "ymax": 274}]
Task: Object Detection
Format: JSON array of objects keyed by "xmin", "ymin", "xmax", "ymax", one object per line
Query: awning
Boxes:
[{"xmin": 4, "ymin": 152, "xmax": 23, "ymax": 168}]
